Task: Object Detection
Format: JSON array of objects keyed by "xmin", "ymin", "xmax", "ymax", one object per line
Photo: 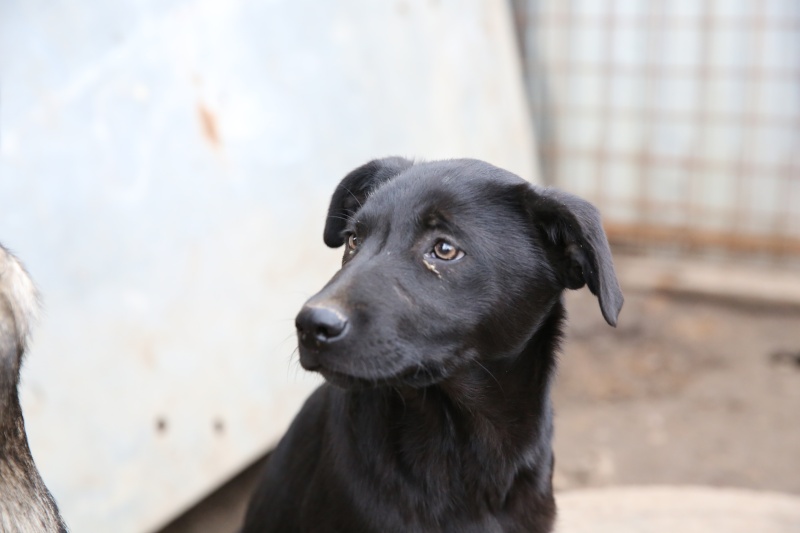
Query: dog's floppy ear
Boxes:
[
  {"xmin": 323, "ymin": 157, "xmax": 414, "ymax": 247},
  {"xmin": 525, "ymin": 185, "xmax": 623, "ymax": 327}
]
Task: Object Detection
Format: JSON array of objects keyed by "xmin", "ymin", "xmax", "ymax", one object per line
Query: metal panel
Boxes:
[{"xmin": 0, "ymin": 1, "xmax": 537, "ymax": 531}]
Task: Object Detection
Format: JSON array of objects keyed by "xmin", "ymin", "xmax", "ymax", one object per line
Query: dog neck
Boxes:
[{"xmin": 341, "ymin": 298, "xmax": 564, "ymax": 518}]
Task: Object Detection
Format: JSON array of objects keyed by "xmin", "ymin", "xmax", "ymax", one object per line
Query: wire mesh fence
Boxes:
[{"xmin": 512, "ymin": 0, "xmax": 800, "ymax": 264}]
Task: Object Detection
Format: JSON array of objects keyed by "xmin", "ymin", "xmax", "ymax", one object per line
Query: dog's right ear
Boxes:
[
  {"xmin": 323, "ymin": 157, "xmax": 414, "ymax": 247},
  {"xmin": 522, "ymin": 185, "xmax": 624, "ymax": 327}
]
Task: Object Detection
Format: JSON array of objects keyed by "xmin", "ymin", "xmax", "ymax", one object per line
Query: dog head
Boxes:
[{"xmin": 296, "ymin": 158, "xmax": 622, "ymax": 389}]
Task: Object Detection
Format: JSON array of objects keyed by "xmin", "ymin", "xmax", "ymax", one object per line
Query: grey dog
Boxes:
[{"xmin": 0, "ymin": 245, "xmax": 66, "ymax": 532}]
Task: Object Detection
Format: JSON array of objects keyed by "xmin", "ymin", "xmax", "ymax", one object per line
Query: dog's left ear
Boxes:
[
  {"xmin": 524, "ymin": 185, "xmax": 623, "ymax": 327},
  {"xmin": 323, "ymin": 157, "xmax": 414, "ymax": 247}
]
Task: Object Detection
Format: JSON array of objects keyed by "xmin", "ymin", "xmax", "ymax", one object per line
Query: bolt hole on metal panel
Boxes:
[
  {"xmin": 0, "ymin": 1, "xmax": 536, "ymax": 531},
  {"xmin": 511, "ymin": 0, "xmax": 800, "ymax": 267}
]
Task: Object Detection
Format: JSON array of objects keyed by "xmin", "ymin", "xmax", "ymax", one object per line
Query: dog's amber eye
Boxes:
[
  {"xmin": 347, "ymin": 234, "xmax": 359, "ymax": 251},
  {"xmin": 433, "ymin": 240, "xmax": 462, "ymax": 261}
]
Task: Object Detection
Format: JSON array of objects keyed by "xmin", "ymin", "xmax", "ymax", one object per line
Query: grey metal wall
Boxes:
[{"xmin": 0, "ymin": 1, "xmax": 537, "ymax": 531}]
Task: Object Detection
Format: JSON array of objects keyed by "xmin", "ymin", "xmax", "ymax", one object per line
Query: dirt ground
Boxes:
[
  {"xmin": 554, "ymin": 287, "xmax": 800, "ymax": 495},
  {"xmin": 159, "ymin": 272, "xmax": 800, "ymax": 532}
]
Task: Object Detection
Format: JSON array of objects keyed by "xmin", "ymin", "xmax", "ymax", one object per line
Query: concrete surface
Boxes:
[
  {"xmin": 614, "ymin": 255, "xmax": 800, "ymax": 308},
  {"xmin": 555, "ymin": 274, "xmax": 800, "ymax": 495},
  {"xmin": 557, "ymin": 486, "xmax": 800, "ymax": 533}
]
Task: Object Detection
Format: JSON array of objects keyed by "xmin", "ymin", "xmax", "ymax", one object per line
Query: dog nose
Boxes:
[{"xmin": 296, "ymin": 306, "xmax": 349, "ymax": 347}]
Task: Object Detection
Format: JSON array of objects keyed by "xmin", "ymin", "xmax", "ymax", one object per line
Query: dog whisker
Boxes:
[
  {"xmin": 340, "ymin": 185, "xmax": 364, "ymax": 210},
  {"xmin": 326, "ymin": 214, "xmax": 356, "ymax": 223},
  {"xmin": 473, "ymin": 360, "xmax": 504, "ymax": 394}
]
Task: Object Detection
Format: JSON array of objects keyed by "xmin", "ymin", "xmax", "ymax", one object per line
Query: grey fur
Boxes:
[{"xmin": 0, "ymin": 245, "xmax": 66, "ymax": 532}]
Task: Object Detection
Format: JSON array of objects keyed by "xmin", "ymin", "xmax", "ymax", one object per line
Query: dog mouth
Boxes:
[
  {"xmin": 316, "ymin": 367, "xmax": 375, "ymax": 389},
  {"xmin": 298, "ymin": 339, "xmax": 465, "ymax": 390},
  {"xmin": 315, "ymin": 361, "xmax": 446, "ymax": 390}
]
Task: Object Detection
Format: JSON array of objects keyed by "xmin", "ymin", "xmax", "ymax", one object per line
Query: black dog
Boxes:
[{"xmin": 243, "ymin": 158, "xmax": 622, "ymax": 533}]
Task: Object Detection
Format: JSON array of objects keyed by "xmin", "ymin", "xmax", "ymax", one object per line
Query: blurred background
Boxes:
[
  {"xmin": 1, "ymin": 1, "xmax": 798, "ymax": 532},
  {"xmin": 515, "ymin": 0, "xmax": 800, "ymax": 262}
]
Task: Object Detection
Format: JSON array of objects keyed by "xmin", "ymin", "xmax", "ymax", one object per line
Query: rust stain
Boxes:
[
  {"xmin": 139, "ymin": 341, "xmax": 156, "ymax": 370},
  {"xmin": 198, "ymin": 103, "xmax": 221, "ymax": 147}
]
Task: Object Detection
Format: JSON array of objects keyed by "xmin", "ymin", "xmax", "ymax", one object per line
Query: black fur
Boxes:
[{"xmin": 243, "ymin": 158, "xmax": 622, "ymax": 533}]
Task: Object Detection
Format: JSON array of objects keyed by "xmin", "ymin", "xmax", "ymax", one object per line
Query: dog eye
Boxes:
[
  {"xmin": 433, "ymin": 240, "xmax": 463, "ymax": 261},
  {"xmin": 347, "ymin": 234, "xmax": 360, "ymax": 251}
]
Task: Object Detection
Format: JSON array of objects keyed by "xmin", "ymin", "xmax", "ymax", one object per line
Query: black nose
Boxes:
[{"xmin": 296, "ymin": 306, "xmax": 349, "ymax": 348}]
